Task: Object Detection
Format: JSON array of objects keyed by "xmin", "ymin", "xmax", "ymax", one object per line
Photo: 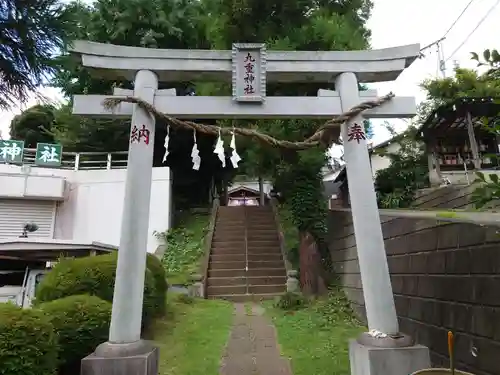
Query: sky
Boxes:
[{"xmin": 1, "ymin": 0, "xmax": 499, "ymax": 146}]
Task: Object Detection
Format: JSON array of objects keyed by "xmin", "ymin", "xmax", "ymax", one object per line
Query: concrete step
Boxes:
[
  {"xmin": 246, "ymin": 233, "xmax": 279, "ymax": 240},
  {"xmin": 208, "ymin": 268, "xmax": 286, "ymax": 278},
  {"xmin": 217, "ymin": 214, "xmax": 245, "ymax": 219},
  {"xmin": 211, "ymin": 247, "xmax": 246, "ymax": 255},
  {"xmin": 213, "ymin": 233, "xmax": 245, "ymax": 241},
  {"xmin": 215, "ymin": 222, "xmax": 246, "ymax": 230},
  {"xmin": 209, "ymin": 260, "xmax": 245, "ymax": 270},
  {"xmin": 207, "ymin": 283, "xmax": 285, "ymax": 297},
  {"xmin": 248, "ymin": 275, "xmax": 286, "ymax": 285},
  {"xmin": 246, "ymin": 223, "xmax": 275, "ymax": 228},
  {"xmin": 214, "ymin": 224, "xmax": 246, "ymax": 230},
  {"xmin": 249, "ymin": 284, "xmax": 286, "ymax": 294},
  {"xmin": 246, "ymin": 214, "xmax": 274, "ymax": 218},
  {"xmin": 210, "ymin": 253, "xmax": 245, "ymax": 262},
  {"xmin": 210, "ymin": 253, "xmax": 283, "ymax": 263},
  {"xmin": 248, "ymin": 253, "xmax": 283, "ymax": 262},
  {"xmin": 247, "ymin": 246, "xmax": 281, "ymax": 254},
  {"xmin": 209, "ymin": 260, "xmax": 285, "ymax": 270},
  {"xmin": 214, "ymin": 232, "xmax": 278, "ymax": 241},
  {"xmin": 208, "ymin": 276, "xmax": 246, "ymax": 286},
  {"xmin": 211, "ymin": 239, "xmax": 245, "ymax": 247},
  {"xmin": 248, "ymin": 260, "xmax": 284, "ymax": 269},
  {"xmin": 207, "ymin": 284, "xmax": 247, "ymax": 295},
  {"xmin": 246, "ymin": 228, "xmax": 278, "ymax": 234},
  {"xmin": 207, "ymin": 275, "xmax": 287, "ymax": 287},
  {"xmin": 207, "ymin": 293, "xmax": 282, "ymax": 302},
  {"xmin": 247, "ymin": 239, "xmax": 280, "ymax": 247},
  {"xmin": 216, "ymin": 225, "xmax": 275, "ymax": 233}
]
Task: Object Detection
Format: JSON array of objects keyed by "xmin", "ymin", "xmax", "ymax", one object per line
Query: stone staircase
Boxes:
[{"xmin": 207, "ymin": 205, "xmax": 287, "ymax": 302}]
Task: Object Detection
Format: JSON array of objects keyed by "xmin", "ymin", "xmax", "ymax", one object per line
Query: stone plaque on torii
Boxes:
[{"xmin": 71, "ymin": 40, "xmax": 431, "ymax": 375}]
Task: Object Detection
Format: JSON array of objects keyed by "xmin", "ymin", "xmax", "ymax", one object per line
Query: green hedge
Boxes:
[
  {"xmin": 0, "ymin": 303, "xmax": 58, "ymax": 375},
  {"xmin": 38, "ymin": 295, "xmax": 112, "ymax": 374},
  {"xmin": 35, "ymin": 252, "xmax": 157, "ymax": 329},
  {"xmin": 146, "ymin": 253, "xmax": 168, "ymax": 316}
]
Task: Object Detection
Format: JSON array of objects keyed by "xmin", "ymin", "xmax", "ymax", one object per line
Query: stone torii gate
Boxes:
[{"xmin": 71, "ymin": 41, "xmax": 430, "ymax": 375}]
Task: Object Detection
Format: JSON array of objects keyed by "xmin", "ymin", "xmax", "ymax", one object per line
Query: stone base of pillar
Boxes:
[
  {"xmin": 349, "ymin": 339, "xmax": 430, "ymax": 375},
  {"xmin": 81, "ymin": 340, "xmax": 159, "ymax": 375}
]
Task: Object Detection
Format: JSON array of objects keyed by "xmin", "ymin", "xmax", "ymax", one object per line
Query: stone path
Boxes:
[{"xmin": 219, "ymin": 303, "xmax": 293, "ymax": 375}]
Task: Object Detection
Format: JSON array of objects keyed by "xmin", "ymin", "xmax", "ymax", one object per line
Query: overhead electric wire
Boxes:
[
  {"xmin": 421, "ymin": 0, "xmax": 475, "ymax": 56},
  {"xmin": 420, "ymin": 0, "xmax": 475, "ymax": 75},
  {"xmin": 445, "ymin": 0, "xmax": 500, "ymax": 62},
  {"xmin": 443, "ymin": 0, "xmax": 476, "ymax": 38}
]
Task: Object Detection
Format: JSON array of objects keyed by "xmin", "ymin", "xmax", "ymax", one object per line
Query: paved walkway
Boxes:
[{"xmin": 220, "ymin": 303, "xmax": 293, "ymax": 375}]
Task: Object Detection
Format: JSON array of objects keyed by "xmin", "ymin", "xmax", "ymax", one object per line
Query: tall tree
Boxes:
[
  {"xmin": 48, "ymin": 0, "xmax": 374, "ymax": 294},
  {"xmin": 52, "ymin": 0, "xmax": 208, "ymax": 98},
  {"xmin": 48, "ymin": 0, "xmax": 209, "ymax": 152},
  {"xmin": 420, "ymin": 66, "xmax": 500, "ymax": 119},
  {"xmin": 200, "ymin": 0, "xmax": 373, "ymax": 294},
  {"xmin": 10, "ymin": 104, "xmax": 56, "ymax": 147},
  {"xmin": 0, "ymin": 0, "xmax": 74, "ymax": 109}
]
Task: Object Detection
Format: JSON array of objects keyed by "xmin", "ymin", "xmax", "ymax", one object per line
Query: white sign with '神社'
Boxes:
[{"xmin": 232, "ymin": 43, "xmax": 266, "ymax": 103}]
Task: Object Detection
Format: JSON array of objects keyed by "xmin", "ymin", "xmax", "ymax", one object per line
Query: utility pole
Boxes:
[{"xmin": 419, "ymin": 37, "xmax": 447, "ymax": 77}]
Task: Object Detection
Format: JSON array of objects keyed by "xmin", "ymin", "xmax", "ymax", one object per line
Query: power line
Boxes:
[
  {"xmin": 420, "ymin": 0, "xmax": 475, "ymax": 76},
  {"xmin": 445, "ymin": 0, "xmax": 500, "ymax": 62},
  {"xmin": 443, "ymin": 0, "xmax": 476, "ymax": 38}
]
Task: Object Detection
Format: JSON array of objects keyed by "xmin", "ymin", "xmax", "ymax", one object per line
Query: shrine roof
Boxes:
[
  {"xmin": 418, "ymin": 97, "xmax": 500, "ymax": 141},
  {"xmin": 228, "ymin": 185, "xmax": 261, "ymax": 196}
]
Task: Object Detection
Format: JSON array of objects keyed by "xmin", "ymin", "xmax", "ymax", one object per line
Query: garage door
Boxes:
[{"xmin": 0, "ymin": 199, "xmax": 55, "ymax": 238}]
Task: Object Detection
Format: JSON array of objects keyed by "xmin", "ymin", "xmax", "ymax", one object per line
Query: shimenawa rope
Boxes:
[{"xmin": 102, "ymin": 93, "xmax": 394, "ymax": 150}]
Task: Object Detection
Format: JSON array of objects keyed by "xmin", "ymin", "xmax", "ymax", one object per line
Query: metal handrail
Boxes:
[{"xmin": 20, "ymin": 149, "xmax": 129, "ymax": 171}]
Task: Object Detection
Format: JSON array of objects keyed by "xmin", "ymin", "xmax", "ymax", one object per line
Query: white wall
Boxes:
[
  {"xmin": 0, "ymin": 165, "xmax": 171, "ymax": 253},
  {"xmin": 370, "ymin": 142, "xmax": 401, "ymax": 178}
]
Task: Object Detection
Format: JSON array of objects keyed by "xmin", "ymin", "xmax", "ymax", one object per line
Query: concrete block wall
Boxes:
[
  {"xmin": 413, "ymin": 184, "xmax": 500, "ymax": 210},
  {"xmin": 327, "ymin": 207, "xmax": 500, "ymax": 375}
]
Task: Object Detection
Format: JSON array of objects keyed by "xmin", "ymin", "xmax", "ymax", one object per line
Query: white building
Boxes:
[
  {"xmin": 368, "ymin": 137, "xmax": 402, "ymax": 178},
  {"xmin": 0, "ymin": 149, "xmax": 172, "ymax": 254}
]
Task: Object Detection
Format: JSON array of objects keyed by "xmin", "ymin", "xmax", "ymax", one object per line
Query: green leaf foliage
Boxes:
[
  {"xmin": 37, "ymin": 295, "xmax": 112, "ymax": 373},
  {"xmin": 199, "ymin": 0, "xmax": 373, "ymax": 278},
  {"xmin": 35, "ymin": 253, "xmax": 160, "ymax": 329},
  {"xmin": 44, "ymin": 0, "xmax": 374, "ymax": 284},
  {"xmin": 0, "ymin": 0, "xmax": 77, "ymax": 109},
  {"xmin": 9, "ymin": 104, "xmax": 56, "ymax": 147},
  {"xmin": 157, "ymin": 213, "xmax": 209, "ymax": 286},
  {"xmin": 374, "ymin": 126, "xmax": 428, "ymax": 208},
  {"xmin": 0, "ymin": 303, "xmax": 58, "ymax": 375}
]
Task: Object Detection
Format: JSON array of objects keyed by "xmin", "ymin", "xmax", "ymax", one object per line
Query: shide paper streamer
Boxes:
[
  {"xmin": 191, "ymin": 130, "xmax": 201, "ymax": 170},
  {"xmin": 162, "ymin": 125, "xmax": 170, "ymax": 163},
  {"xmin": 213, "ymin": 128, "xmax": 226, "ymax": 167},
  {"xmin": 229, "ymin": 129, "xmax": 241, "ymax": 168}
]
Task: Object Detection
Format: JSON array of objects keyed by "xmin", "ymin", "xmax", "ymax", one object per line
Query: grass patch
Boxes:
[
  {"xmin": 152, "ymin": 293, "xmax": 233, "ymax": 375},
  {"xmin": 157, "ymin": 212, "xmax": 210, "ymax": 286},
  {"xmin": 266, "ymin": 288, "xmax": 366, "ymax": 375}
]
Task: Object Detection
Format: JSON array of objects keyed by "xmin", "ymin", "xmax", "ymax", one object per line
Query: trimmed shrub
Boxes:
[
  {"xmin": 35, "ymin": 252, "xmax": 157, "ymax": 328},
  {"xmin": 146, "ymin": 253, "xmax": 168, "ymax": 316},
  {"xmin": 38, "ymin": 295, "xmax": 112, "ymax": 374},
  {"xmin": 0, "ymin": 303, "xmax": 58, "ymax": 375}
]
